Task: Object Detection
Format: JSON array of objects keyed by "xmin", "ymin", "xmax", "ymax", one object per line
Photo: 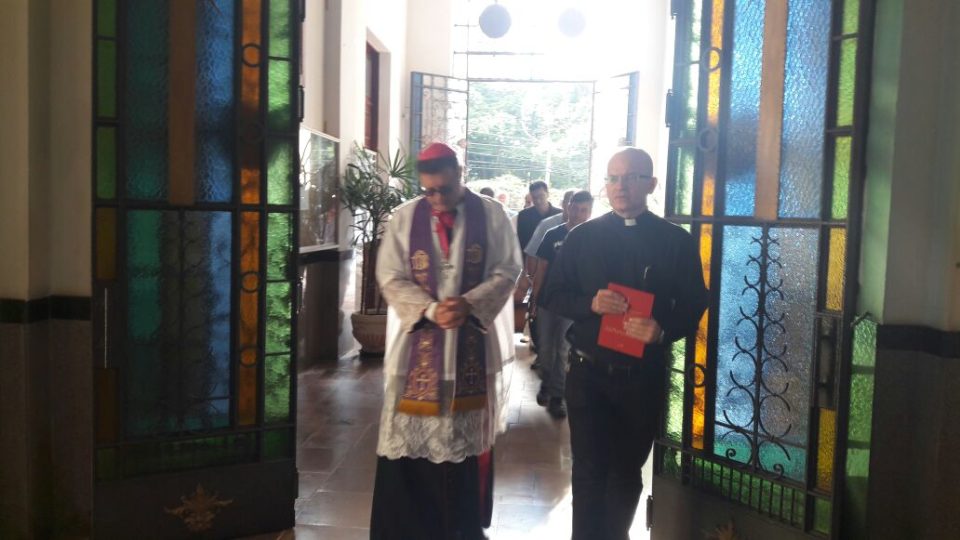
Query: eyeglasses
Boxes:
[
  {"xmin": 421, "ymin": 185, "xmax": 458, "ymax": 197},
  {"xmin": 604, "ymin": 173, "xmax": 654, "ymax": 185}
]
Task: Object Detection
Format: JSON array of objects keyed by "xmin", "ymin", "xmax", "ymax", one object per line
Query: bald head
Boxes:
[
  {"xmin": 605, "ymin": 147, "xmax": 657, "ymax": 217},
  {"xmin": 607, "ymin": 147, "xmax": 653, "ymax": 177}
]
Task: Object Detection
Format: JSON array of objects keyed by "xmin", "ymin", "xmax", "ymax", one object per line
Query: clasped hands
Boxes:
[
  {"xmin": 591, "ymin": 289, "xmax": 662, "ymax": 344},
  {"xmin": 435, "ymin": 296, "xmax": 471, "ymax": 330}
]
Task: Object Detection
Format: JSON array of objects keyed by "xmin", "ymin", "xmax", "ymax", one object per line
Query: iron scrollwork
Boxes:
[{"xmin": 717, "ymin": 227, "xmax": 795, "ymax": 479}]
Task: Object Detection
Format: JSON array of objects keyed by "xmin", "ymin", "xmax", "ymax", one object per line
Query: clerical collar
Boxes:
[{"xmin": 615, "ymin": 209, "xmax": 648, "ymax": 227}]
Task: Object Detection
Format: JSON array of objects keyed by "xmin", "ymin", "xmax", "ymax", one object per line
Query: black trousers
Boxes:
[
  {"xmin": 370, "ymin": 454, "xmax": 493, "ymax": 540},
  {"xmin": 565, "ymin": 354, "xmax": 664, "ymax": 540}
]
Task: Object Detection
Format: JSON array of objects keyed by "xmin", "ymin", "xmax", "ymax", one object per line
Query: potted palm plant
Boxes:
[{"xmin": 339, "ymin": 144, "xmax": 418, "ymax": 355}]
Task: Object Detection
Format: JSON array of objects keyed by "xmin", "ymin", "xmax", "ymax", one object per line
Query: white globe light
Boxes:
[
  {"xmin": 558, "ymin": 8, "xmax": 586, "ymax": 38},
  {"xmin": 479, "ymin": 4, "xmax": 512, "ymax": 39}
]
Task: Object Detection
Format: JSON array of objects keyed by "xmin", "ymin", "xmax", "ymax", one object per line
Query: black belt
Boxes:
[{"xmin": 569, "ymin": 348, "xmax": 643, "ymax": 377}]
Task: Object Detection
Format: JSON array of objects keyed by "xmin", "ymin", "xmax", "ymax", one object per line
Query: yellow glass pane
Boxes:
[
  {"xmin": 826, "ymin": 228, "xmax": 846, "ymax": 311},
  {"xmin": 817, "ymin": 408, "xmax": 837, "ymax": 490},
  {"xmin": 692, "ymin": 224, "xmax": 713, "ymax": 450},
  {"xmin": 96, "ymin": 208, "xmax": 116, "ymax": 281},
  {"xmin": 702, "ymin": 0, "xmax": 723, "ymax": 217}
]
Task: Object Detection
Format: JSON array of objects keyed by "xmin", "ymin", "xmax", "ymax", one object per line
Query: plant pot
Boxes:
[{"xmin": 351, "ymin": 311, "xmax": 387, "ymax": 356}]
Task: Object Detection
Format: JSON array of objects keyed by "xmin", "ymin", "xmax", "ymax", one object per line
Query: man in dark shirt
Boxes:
[
  {"xmin": 515, "ymin": 181, "xmax": 562, "ymax": 349},
  {"xmin": 531, "ymin": 190, "xmax": 594, "ymax": 419},
  {"xmin": 541, "ymin": 148, "xmax": 709, "ymax": 540}
]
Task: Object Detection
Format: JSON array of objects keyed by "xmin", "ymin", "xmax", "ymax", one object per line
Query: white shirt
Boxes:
[{"xmin": 375, "ymin": 193, "xmax": 522, "ymax": 462}]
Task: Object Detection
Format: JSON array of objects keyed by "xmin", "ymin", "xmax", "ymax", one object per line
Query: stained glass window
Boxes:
[
  {"xmin": 778, "ymin": 0, "xmax": 832, "ymax": 218},
  {"xmin": 722, "ymin": 0, "xmax": 762, "ymax": 217},
  {"xmin": 647, "ymin": 0, "xmax": 870, "ymax": 535},
  {"xmin": 93, "ymin": 0, "xmax": 300, "ymax": 481}
]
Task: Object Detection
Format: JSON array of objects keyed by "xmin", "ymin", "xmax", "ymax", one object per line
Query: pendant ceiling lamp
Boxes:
[
  {"xmin": 479, "ymin": 2, "xmax": 512, "ymax": 39},
  {"xmin": 558, "ymin": 8, "xmax": 586, "ymax": 38}
]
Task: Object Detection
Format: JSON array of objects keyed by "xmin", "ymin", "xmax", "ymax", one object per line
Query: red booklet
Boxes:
[{"xmin": 598, "ymin": 282, "xmax": 655, "ymax": 358}]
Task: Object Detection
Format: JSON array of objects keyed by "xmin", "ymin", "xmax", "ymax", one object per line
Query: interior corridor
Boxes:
[{"xmin": 241, "ymin": 337, "xmax": 649, "ymax": 539}]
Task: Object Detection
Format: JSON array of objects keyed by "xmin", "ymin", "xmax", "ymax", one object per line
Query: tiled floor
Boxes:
[{"xmin": 244, "ymin": 336, "xmax": 651, "ymax": 539}]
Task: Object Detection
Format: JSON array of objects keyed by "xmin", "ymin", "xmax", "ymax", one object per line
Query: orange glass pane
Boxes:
[
  {"xmin": 826, "ymin": 228, "xmax": 846, "ymax": 311},
  {"xmin": 96, "ymin": 208, "xmax": 116, "ymax": 281},
  {"xmin": 239, "ymin": 211, "xmax": 260, "ymax": 425},
  {"xmin": 241, "ymin": 0, "xmax": 262, "ymax": 204},
  {"xmin": 817, "ymin": 408, "xmax": 837, "ymax": 490},
  {"xmin": 692, "ymin": 224, "xmax": 713, "ymax": 449}
]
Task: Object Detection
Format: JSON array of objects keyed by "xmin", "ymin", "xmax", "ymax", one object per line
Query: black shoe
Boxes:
[
  {"xmin": 548, "ymin": 397, "xmax": 567, "ymax": 419},
  {"xmin": 536, "ymin": 387, "xmax": 549, "ymax": 407}
]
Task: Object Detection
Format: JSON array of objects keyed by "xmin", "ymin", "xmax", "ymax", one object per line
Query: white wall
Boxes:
[
  {"xmin": 48, "ymin": 0, "xmax": 92, "ymax": 296},
  {"xmin": 0, "ymin": 0, "xmax": 32, "ymax": 299},
  {"xmin": 863, "ymin": 0, "xmax": 960, "ymax": 331}
]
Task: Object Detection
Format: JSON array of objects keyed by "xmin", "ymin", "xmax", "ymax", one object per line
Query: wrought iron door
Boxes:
[
  {"xmin": 651, "ymin": 0, "xmax": 874, "ymax": 538},
  {"xmin": 410, "ymin": 72, "xmax": 469, "ymax": 165},
  {"xmin": 92, "ymin": 1, "xmax": 302, "ymax": 537}
]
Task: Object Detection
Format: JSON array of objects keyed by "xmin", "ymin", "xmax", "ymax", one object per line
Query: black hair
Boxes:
[
  {"xmin": 416, "ymin": 156, "xmax": 460, "ymax": 174},
  {"xmin": 570, "ymin": 190, "xmax": 594, "ymax": 205},
  {"xmin": 479, "ymin": 187, "xmax": 495, "ymax": 197},
  {"xmin": 529, "ymin": 180, "xmax": 548, "ymax": 193}
]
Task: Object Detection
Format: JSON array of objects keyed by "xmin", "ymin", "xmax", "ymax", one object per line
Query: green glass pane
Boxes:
[
  {"xmin": 126, "ymin": 211, "xmax": 162, "ymax": 342},
  {"xmin": 267, "ymin": 139, "xmax": 295, "ymax": 205},
  {"xmin": 845, "ymin": 447, "xmax": 870, "ymax": 478},
  {"xmin": 267, "ymin": 212, "xmax": 292, "ymax": 280},
  {"xmin": 837, "ymin": 38, "xmax": 857, "ymax": 127},
  {"xmin": 689, "ymin": 0, "xmax": 702, "ymax": 63},
  {"xmin": 852, "ymin": 317, "xmax": 876, "ymax": 367},
  {"xmin": 269, "ymin": 0, "xmax": 292, "ymax": 57},
  {"xmin": 832, "ymin": 136, "xmax": 851, "ymax": 219},
  {"xmin": 685, "ymin": 63, "xmax": 699, "ymax": 134},
  {"xmin": 96, "ymin": 127, "xmax": 117, "ymax": 199},
  {"xmin": 843, "ymin": 0, "xmax": 859, "ymax": 34},
  {"xmin": 265, "ymin": 355, "xmax": 291, "ymax": 424},
  {"xmin": 675, "ymin": 146, "xmax": 695, "ymax": 215},
  {"xmin": 666, "ymin": 370, "xmax": 684, "ymax": 443},
  {"xmin": 268, "ymin": 60, "xmax": 293, "ymax": 132},
  {"xmin": 121, "ymin": 433, "xmax": 257, "ymax": 478},
  {"xmin": 266, "ymin": 282, "xmax": 292, "ymax": 353},
  {"xmin": 97, "ymin": 40, "xmax": 117, "ymax": 118},
  {"xmin": 670, "ymin": 338, "xmax": 685, "ymax": 371},
  {"xmin": 815, "ymin": 498, "xmax": 832, "ymax": 534},
  {"xmin": 264, "ymin": 428, "xmax": 294, "ymax": 460},
  {"xmin": 96, "ymin": 448, "xmax": 119, "ymax": 481},
  {"xmin": 97, "ymin": 0, "xmax": 117, "ymax": 37},
  {"xmin": 663, "ymin": 447, "xmax": 682, "ymax": 478},
  {"xmin": 848, "ymin": 372, "xmax": 874, "ymax": 443}
]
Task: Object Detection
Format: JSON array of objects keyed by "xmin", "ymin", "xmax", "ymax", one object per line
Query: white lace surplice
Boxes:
[{"xmin": 375, "ymin": 195, "xmax": 522, "ymax": 463}]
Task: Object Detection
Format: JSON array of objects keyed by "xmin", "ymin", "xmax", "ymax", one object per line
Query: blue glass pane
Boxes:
[
  {"xmin": 195, "ymin": 0, "xmax": 235, "ymax": 202},
  {"xmin": 125, "ymin": 0, "xmax": 169, "ymax": 200},
  {"xmin": 716, "ymin": 225, "xmax": 761, "ymax": 469},
  {"xmin": 180, "ymin": 211, "xmax": 232, "ymax": 431},
  {"xmin": 779, "ymin": 0, "xmax": 832, "ymax": 218},
  {"xmin": 125, "ymin": 210, "xmax": 233, "ymax": 436},
  {"xmin": 722, "ymin": 0, "xmax": 764, "ymax": 216},
  {"xmin": 715, "ymin": 226, "xmax": 819, "ymax": 481}
]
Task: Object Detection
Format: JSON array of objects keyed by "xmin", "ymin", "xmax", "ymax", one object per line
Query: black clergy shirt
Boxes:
[
  {"xmin": 516, "ymin": 204, "xmax": 562, "ymax": 256},
  {"xmin": 541, "ymin": 211, "xmax": 709, "ymax": 366}
]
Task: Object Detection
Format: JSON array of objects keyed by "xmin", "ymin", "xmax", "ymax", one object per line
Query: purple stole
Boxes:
[{"xmin": 398, "ymin": 190, "xmax": 488, "ymax": 416}]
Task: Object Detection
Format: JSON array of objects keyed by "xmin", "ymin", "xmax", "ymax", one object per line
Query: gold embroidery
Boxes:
[{"xmin": 411, "ymin": 250, "xmax": 430, "ymax": 271}]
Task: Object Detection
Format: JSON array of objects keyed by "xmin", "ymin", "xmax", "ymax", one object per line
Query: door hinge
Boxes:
[
  {"xmin": 298, "ymin": 85, "xmax": 305, "ymax": 122},
  {"xmin": 670, "ymin": 0, "xmax": 680, "ymax": 19},
  {"xmin": 664, "ymin": 89, "xmax": 675, "ymax": 128},
  {"xmin": 646, "ymin": 495, "xmax": 654, "ymax": 530}
]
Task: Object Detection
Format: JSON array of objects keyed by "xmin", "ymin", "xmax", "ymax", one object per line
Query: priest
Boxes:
[{"xmin": 370, "ymin": 142, "xmax": 522, "ymax": 540}]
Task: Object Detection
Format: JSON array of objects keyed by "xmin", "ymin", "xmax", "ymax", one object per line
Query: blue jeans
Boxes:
[{"xmin": 536, "ymin": 306, "xmax": 572, "ymax": 398}]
